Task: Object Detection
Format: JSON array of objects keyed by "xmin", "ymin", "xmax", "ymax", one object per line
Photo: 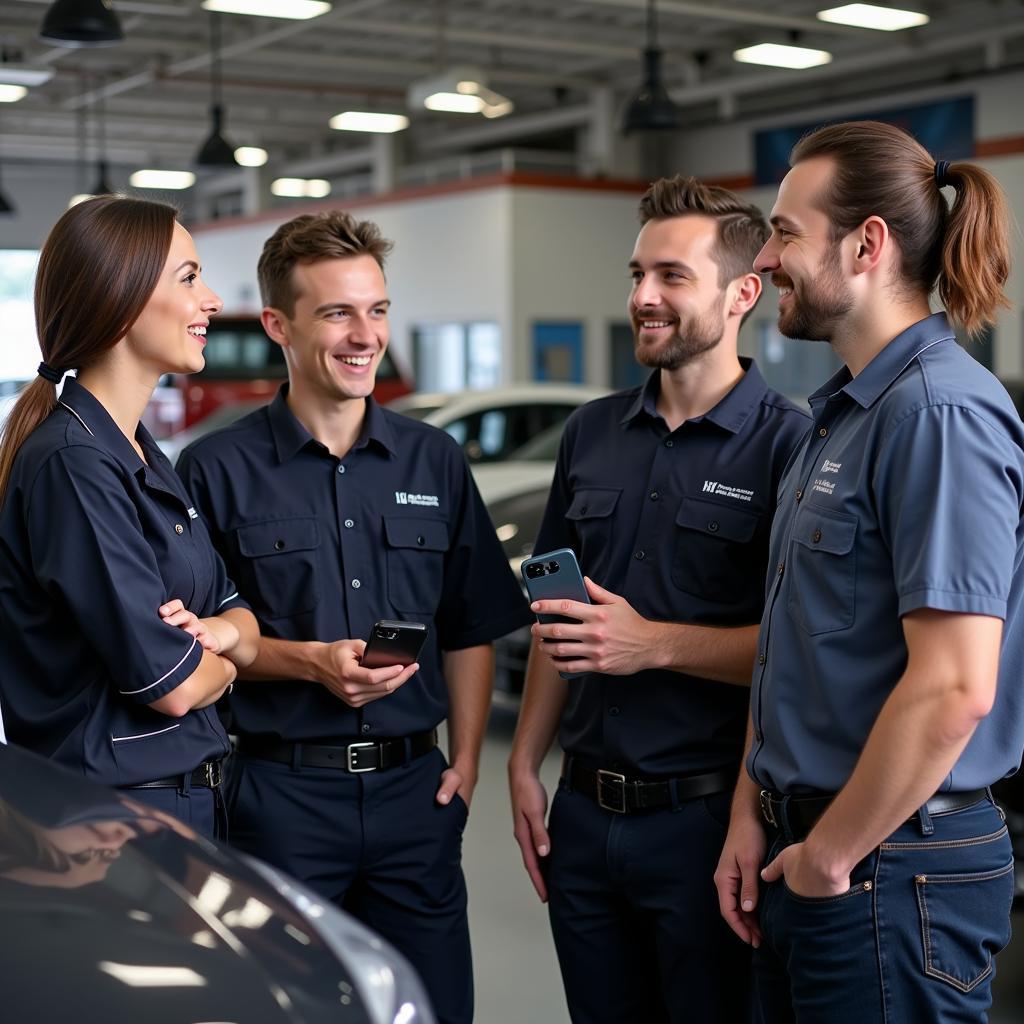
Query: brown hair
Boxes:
[
  {"xmin": 638, "ymin": 175, "xmax": 769, "ymax": 288},
  {"xmin": 257, "ymin": 210, "xmax": 393, "ymax": 316},
  {"xmin": 0, "ymin": 195, "xmax": 177, "ymax": 502},
  {"xmin": 791, "ymin": 120, "xmax": 1010, "ymax": 338}
]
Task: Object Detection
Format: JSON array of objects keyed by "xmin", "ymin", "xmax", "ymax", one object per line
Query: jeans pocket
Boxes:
[{"xmin": 915, "ymin": 861, "xmax": 1014, "ymax": 993}]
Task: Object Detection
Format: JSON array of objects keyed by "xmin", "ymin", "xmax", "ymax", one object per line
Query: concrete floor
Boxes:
[{"xmin": 461, "ymin": 711, "xmax": 1024, "ymax": 1024}]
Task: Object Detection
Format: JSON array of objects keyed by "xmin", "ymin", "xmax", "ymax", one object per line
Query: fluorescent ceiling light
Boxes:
[
  {"xmin": 817, "ymin": 4, "xmax": 929, "ymax": 31},
  {"xmin": 200, "ymin": 0, "xmax": 331, "ymax": 18},
  {"xmin": 271, "ymin": 177, "xmax": 330, "ymax": 198},
  {"xmin": 424, "ymin": 92, "xmax": 485, "ymax": 114},
  {"xmin": 329, "ymin": 111, "xmax": 409, "ymax": 133},
  {"xmin": 733, "ymin": 43, "xmax": 833, "ymax": 69},
  {"xmin": 409, "ymin": 65, "xmax": 513, "ymax": 118},
  {"xmin": 234, "ymin": 145, "xmax": 268, "ymax": 166},
  {"xmin": 0, "ymin": 85, "xmax": 28, "ymax": 103},
  {"xmin": 129, "ymin": 169, "xmax": 197, "ymax": 190},
  {"xmin": 0, "ymin": 66, "xmax": 54, "ymax": 87}
]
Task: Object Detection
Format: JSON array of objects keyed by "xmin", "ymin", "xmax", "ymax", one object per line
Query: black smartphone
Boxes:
[
  {"xmin": 362, "ymin": 620, "xmax": 427, "ymax": 669},
  {"xmin": 521, "ymin": 548, "xmax": 590, "ymax": 675}
]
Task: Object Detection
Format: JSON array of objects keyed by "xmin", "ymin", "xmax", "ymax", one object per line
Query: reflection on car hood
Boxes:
[
  {"xmin": 471, "ymin": 461, "xmax": 555, "ymax": 507},
  {"xmin": 0, "ymin": 743, "xmax": 381, "ymax": 1023}
]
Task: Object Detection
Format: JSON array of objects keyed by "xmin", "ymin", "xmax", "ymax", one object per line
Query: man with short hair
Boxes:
[
  {"xmin": 508, "ymin": 176, "xmax": 808, "ymax": 1023},
  {"xmin": 178, "ymin": 210, "xmax": 531, "ymax": 1024},
  {"xmin": 715, "ymin": 120, "xmax": 1024, "ymax": 1023}
]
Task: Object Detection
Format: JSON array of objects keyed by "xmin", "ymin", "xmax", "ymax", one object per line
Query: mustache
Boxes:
[
  {"xmin": 631, "ymin": 309, "xmax": 678, "ymax": 323},
  {"xmin": 771, "ymin": 274, "xmax": 793, "ymax": 289}
]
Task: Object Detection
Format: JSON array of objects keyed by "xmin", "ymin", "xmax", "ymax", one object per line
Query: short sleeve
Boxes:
[
  {"xmin": 434, "ymin": 443, "xmax": 532, "ymax": 650},
  {"xmin": 874, "ymin": 404, "xmax": 1023, "ymax": 619},
  {"xmin": 27, "ymin": 447, "xmax": 203, "ymax": 703}
]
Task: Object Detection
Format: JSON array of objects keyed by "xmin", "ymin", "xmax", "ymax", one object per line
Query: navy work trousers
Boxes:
[
  {"xmin": 754, "ymin": 797, "xmax": 1014, "ymax": 1023},
  {"xmin": 227, "ymin": 745, "xmax": 472, "ymax": 1024},
  {"xmin": 547, "ymin": 777, "xmax": 751, "ymax": 1023},
  {"xmin": 124, "ymin": 783, "xmax": 216, "ymax": 839}
]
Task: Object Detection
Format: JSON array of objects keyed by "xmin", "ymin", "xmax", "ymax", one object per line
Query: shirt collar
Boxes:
[
  {"xmin": 810, "ymin": 312, "xmax": 955, "ymax": 410},
  {"xmin": 267, "ymin": 383, "xmax": 397, "ymax": 463},
  {"xmin": 620, "ymin": 357, "xmax": 769, "ymax": 435}
]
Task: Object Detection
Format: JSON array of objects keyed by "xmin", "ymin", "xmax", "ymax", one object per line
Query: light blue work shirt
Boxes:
[{"xmin": 748, "ymin": 313, "xmax": 1024, "ymax": 794}]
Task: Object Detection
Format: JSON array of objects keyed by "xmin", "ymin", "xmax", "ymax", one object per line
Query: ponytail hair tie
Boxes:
[
  {"xmin": 37, "ymin": 362, "xmax": 64, "ymax": 385},
  {"xmin": 934, "ymin": 160, "xmax": 952, "ymax": 187}
]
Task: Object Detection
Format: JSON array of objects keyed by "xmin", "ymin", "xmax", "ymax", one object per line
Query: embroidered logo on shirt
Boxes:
[
  {"xmin": 701, "ymin": 480, "xmax": 754, "ymax": 503},
  {"xmin": 820, "ymin": 459, "xmax": 842, "ymax": 474},
  {"xmin": 186, "ymin": 507, "xmax": 199, "ymax": 520},
  {"xmin": 395, "ymin": 491, "xmax": 440, "ymax": 508},
  {"xmin": 811, "ymin": 459, "xmax": 842, "ymax": 497}
]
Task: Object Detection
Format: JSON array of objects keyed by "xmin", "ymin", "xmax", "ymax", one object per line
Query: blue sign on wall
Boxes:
[{"xmin": 754, "ymin": 96, "xmax": 975, "ymax": 185}]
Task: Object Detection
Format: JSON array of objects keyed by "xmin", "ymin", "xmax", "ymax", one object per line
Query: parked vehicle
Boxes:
[{"xmin": 0, "ymin": 741, "xmax": 435, "ymax": 1024}]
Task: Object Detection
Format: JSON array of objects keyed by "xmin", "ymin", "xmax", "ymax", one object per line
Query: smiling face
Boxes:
[
  {"xmin": 628, "ymin": 215, "xmax": 729, "ymax": 371},
  {"xmin": 265, "ymin": 254, "xmax": 390, "ymax": 404},
  {"xmin": 754, "ymin": 157, "xmax": 855, "ymax": 342},
  {"xmin": 123, "ymin": 221, "xmax": 223, "ymax": 375}
]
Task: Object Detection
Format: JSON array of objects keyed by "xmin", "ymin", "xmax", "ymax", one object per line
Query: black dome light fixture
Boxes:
[
  {"xmin": 622, "ymin": 0, "xmax": 682, "ymax": 134},
  {"xmin": 0, "ymin": 142, "xmax": 14, "ymax": 215},
  {"xmin": 39, "ymin": 0, "xmax": 124, "ymax": 48},
  {"xmin": 194, "ymin": 11, "xmax": 238, "ymax": 168},
  {"xmin": 91, "ymin": 81, "xmax": 113, "ymax": 194}
]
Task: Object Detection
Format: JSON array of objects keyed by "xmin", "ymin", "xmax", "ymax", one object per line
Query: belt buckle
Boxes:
[
  {"xmin": 597, "ymin": 769, "xmax": 628, "ymax": 814},
  {"xmin": 759, "ymin": 789, "xmax": 777, "ymax": 828},
  {"xmin": 346, "ymin": 741, "xmax": 378, "ymax": 773}
]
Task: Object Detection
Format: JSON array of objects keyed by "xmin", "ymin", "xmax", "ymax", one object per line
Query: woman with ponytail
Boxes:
[
  {"xmin": 714, "ymin": 121, "xmax": 1024, "ymax": 1022},
  {"xmin": 0, "ymin": 196, "xmax": 258, "ymax": 838}
]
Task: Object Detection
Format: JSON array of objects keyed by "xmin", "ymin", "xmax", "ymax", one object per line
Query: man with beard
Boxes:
[
  {"xmin": 508, "ymin": 176, "xmax": 808, "ymax": 1023},
  {"xmin": 715, "ymin": 121, "xmax": 1024, "ymax": 1023}
]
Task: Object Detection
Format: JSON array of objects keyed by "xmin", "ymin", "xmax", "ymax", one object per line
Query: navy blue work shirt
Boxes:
[
  {"xmin": 176, "ymin": 386, "xmax": 532, "ymax": 741},
  {"xmin": 533, "ymin": 360, "xmax": 809, "ymax": 777},
  {"xmin": 749, "ymin": 314, "xmax": 1024, "ymax": 794},
  {"xmin": 0, "ymin": 378, "xmax": 243, "ymax": 786}
]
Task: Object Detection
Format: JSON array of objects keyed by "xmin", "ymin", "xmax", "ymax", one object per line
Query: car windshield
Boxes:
[{"xmin": 505, "ymin": 422, "xmax": 565, "ymax": 461}]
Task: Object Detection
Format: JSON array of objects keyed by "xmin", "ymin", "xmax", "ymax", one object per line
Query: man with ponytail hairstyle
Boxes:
[{"xmin": 714, "ymin": 120, "xmax": 1024, "ymax": 1022}]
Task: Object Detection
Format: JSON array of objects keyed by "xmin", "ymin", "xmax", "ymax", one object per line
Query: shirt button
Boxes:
[
  {"xmin": 649, "ymin": 491, "xmax": 659, "ymax": 501},
  {"xmin": 758, "ymin": 653, "xmax": 766, "ymax": 665},
  {"xmin": 812, "ymin": 528, "xmax": 822, "ymax": 544},
  {"xmin": 708, "ymin": 520, "xmax": 719, "ymax": 532},
  {"xmin": 417, "ymin": 535, "xmax": 426, "ymax": 546},
  {"xmin": 274, "ymin": 539, "xmax": 285, "ymax": 551},
  {"xmin": 337, "ymin": 465, "xmax": 346, "ymax": 474},
  {"xmin": 818, "ymin": 427, "xmax": 828, "ymax": 438},
  {"xmin": 634, "ymin": 550, "xmax": 645, "ymax": 560},
  {"xmin": 795, "ymin": 489, "xmax": 803, "ymax": 501},
  {"xmin": 351, "ymin": 579, "xmax": 361, "ymax": 589},
  {"xmin": 174, "ymin": 524, "xmax": 184, "ymax": 535},
  {"xmin": 361, "ymin": 723, "xmax": 371, "ymax": 734},
  {"xmin": 608, "ymin": 706, "xmax": 620, "ymax": 716},
  {"xmin": 344, "ymin": 519, "xmax": 355, "ymax": 528},
  {"xmin": 580, "ymin": 505, "xmax": 588, "ymax": 515},
  {"xmin": 665, "ymin": 439, "xmax": 674, "ymax": 448}
]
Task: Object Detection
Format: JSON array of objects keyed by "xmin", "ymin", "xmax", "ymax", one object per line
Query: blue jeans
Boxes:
[{"xmin": 754, "ymin": 797, "xmax": 1014, "ymax": 1023}]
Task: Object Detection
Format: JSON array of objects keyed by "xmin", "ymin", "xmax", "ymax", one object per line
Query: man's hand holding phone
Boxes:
[
  {"xmin": 530, "ymin": 576, "xmax": 660, "ymax": 677},
  {"xmin": 317, "ymin": 625, "xmax": 423, "ymax": 708}
]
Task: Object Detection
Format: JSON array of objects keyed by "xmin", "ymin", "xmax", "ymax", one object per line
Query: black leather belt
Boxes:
[
  {"xmin": 566, "ymin": 758, "xmax": 736, "ymax": 814},
  {"xmin": 240, "ymin": 729, "xmax": 438, "ymax": 773},
  {"xmin": 759, "ymin": 788, "xmax": 990, "ymax": 842},
  {"xmin": 125, "ymin": 760, "xmax": 223, "ymax": 790}
]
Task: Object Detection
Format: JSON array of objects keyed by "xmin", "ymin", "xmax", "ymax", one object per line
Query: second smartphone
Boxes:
[
  {"xmin": 361, "ymin": 620, "xmax": 428, "ymax": 669},
  {"xmin": 520, "ymin": 548, "xmax": 591, "ymax": 675}
]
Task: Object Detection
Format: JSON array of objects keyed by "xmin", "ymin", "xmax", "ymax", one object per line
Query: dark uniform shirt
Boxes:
[
  {"xmin": 176, "ymin": 386, "xmax": 532, "ymax": 741},
  {"xmin": 534, "ymin": 360, "xmax": 809, "ymax": 777},
  {"xmin": 748, "ymin": 314, "xmax": 1024, "ymax": 794},
  {"xmin": 0, "ymin": 378, "xmax": 243, "ymax": 786}
]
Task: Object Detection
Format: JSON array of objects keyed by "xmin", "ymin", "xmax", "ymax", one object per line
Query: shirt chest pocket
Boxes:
[
  {"xmin": 786, "ymin": 507, "xmax": 858, "ymax": 635},
  {"xmin": 565, "ymin": 488, "xmax": 620, "ymax": 574},
  {"xmin": 384, "ymin": 516, "xmax": 450, "ymax": 615},
  {"xmin": 672, "ymin": 497, "xmax": 766, "ymax": 603},
  {"xmin": 235, "ymin": 517, "xmax": 321, "ymax": 618}
]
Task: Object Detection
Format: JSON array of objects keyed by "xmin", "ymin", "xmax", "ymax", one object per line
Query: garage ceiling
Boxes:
[{"xmin": 2, "ymin": 0, "xmax": 1024, "ymax": 190}]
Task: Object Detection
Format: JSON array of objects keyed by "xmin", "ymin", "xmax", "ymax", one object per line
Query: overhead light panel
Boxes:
[
  {"xmin": 130, "ymin": 169, "xmax": 196, "ymax": 190},
  {"xmin": 271, "ymin": 177, "xmax": 330, "ymax": 198},
  {"xmin": 733, "ymin": 43, "xmax": 833, "ymax": 69},
  {"xmin": 201, "ymin": 0, "xmax": 331, "ymax": 19},
  {"xmin": 39, "ymin": 0, "xmax": 125, "ymax": 47},
  {"xmin": 330, "ymin": 111, "xmax": 410, "ymax": 133},
  {"xmin": 817, "ymin": 4, "xmax": 929, "ymax": 31},
  {"xmin": 408, "ymin": 66, "xmax": 513, "ymax": 118},
  {"xmin": 0, "ymin": 85, "xmax": 28, "ymax": 103},
  {"xmin": 234, "ymin": 146, "xmax": 268, "ymax": 166},
  {"xmin": 0, "ymin": 66, "xmax": 54, "ymax": 88}
]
